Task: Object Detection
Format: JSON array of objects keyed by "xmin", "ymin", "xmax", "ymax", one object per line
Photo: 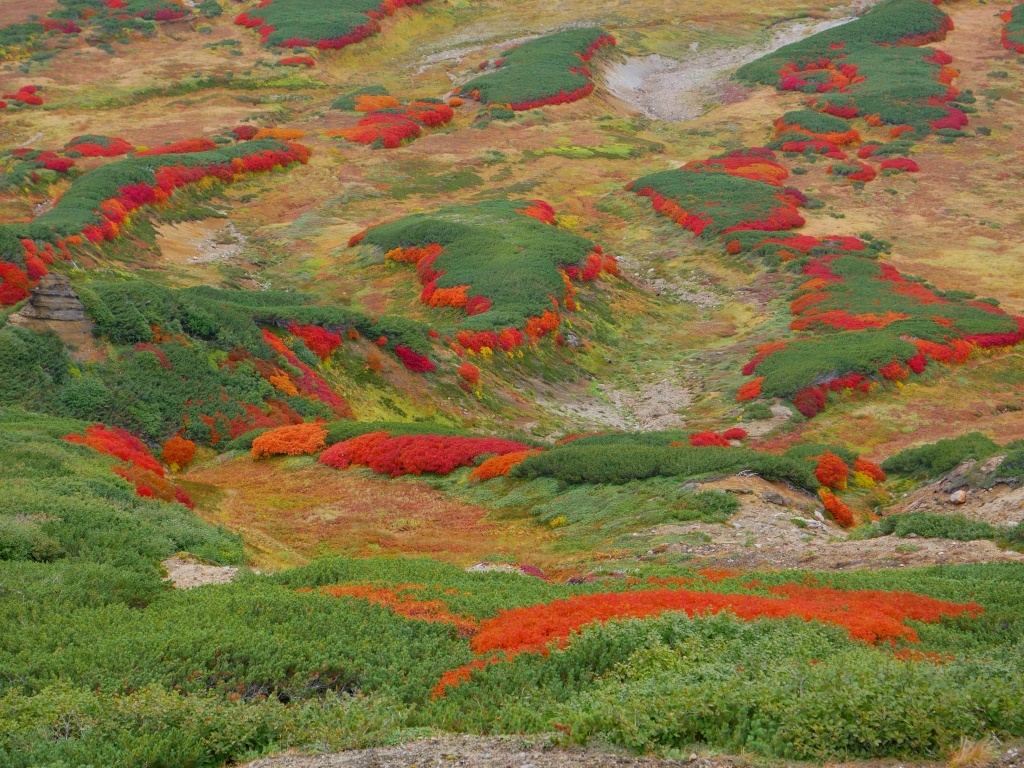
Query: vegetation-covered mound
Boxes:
[
  {"xmin": 456, "ymin": 28, "xmax": 615, "ymax": 110},
  {"xmin": 738, "ymin": 0, "xmax": 969, "ymax": 160},
  {"xmin": 0, "ymin": 140, "xmax": 310, "ymax": 305},
  {"xmin": 353, "ymin": 199, "xmax": 618, "ymax": 350},
  {"xmin": 234, "ymin": 0, "xmax": 431, "ymax": 50}
]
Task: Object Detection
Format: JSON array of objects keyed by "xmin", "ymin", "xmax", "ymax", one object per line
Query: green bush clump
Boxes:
[
  {"xmin": 236, "ymin": 0, "xmax": 395, "ymax": 48},
  {"xmin": 360, "ymin": 200, "xmax": 599, "ymax": 331},
  {"xmin": 869, "ymin": 512, "xmax": 998, "ymax": 541},
  {"xmin": 513, "ymin": 441, "xmax": 817, "ymax": 489},
  {"xmin": 737, "ymin": 0, "xmax": 956, "ymax": 135},
  {"xmin": 882, "ymin": 432, "xmax": 1000, "ymax": 478},
  {"xmin": 0, "ymin": 410, "xmax": 243, "ymax": 571},
  {"xmin": 198, "ymin": 0, "xmax": 223, "ymax": 17},
  {"xmin": 755, "ymin": 331, "xmax": 918, "ymax": 399},
  {"xmin": 629, "ymin": 166, "xmax": 798, "ymax": 238},
  {"xmin": 458, "ymin": 28, "xmax": 612, "ymax": 108}
]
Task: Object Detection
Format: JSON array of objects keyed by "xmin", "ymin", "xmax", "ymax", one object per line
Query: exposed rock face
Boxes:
[
  {"xmin": 9, "ymin": 273, "xmax": 86, "ymax": 322},
  {"xmin": 7, "ymin": 273, "xmax": 103, "ymax": 363}
]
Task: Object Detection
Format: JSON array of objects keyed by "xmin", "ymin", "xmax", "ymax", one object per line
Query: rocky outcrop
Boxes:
[
  {"xmin": 9, "ymin": 273, "xmax": 86, "ymax": 322},
  {"xmin": 7, "ymin": 273, "xmax": 103, "ymax": 363}
]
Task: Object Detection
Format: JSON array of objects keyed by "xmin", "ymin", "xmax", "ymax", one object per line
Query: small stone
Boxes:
[
  {"xmin": 689, "ymin": 753, "xmax": 698, "ymax": 761},
  {"xmin": 950, "ymin": 489, "xmax": 968, "ymax": 504}
]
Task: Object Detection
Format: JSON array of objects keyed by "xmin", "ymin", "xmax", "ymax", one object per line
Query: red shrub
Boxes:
[
  {"xmin": 815, "ymin": 450, "xmax": 849, "ymax": 490},
  {"xmin": 394, "ymin": 345, "xmax": 436, "ymax": 373},
  {"xmin": 819, "ymin": 488, "xmax": 854, "ymax": 527},
  {"xmin": 880, "ymin": 157, "xmax": 920, "ymax": 172},
  {"xmin": 65, "ymin": 424, "xmax": 165, "ymax": 476},
  {"xmin": 457, "ymin": 362, "xmax": 480, "ymax": 384},
  {"xmin": 319, "ymin": 432, "xmax": 531, "ymax": 476},
  {"xmin": 721, "ymin": 428, "xmax": 747, "ymax": 440},
  {"xmin": 793, "ymin": 387, "xmax": 827, "ymax": 418},
  {"xmin": 288, "ymin": 322, "xmax": 342, "ymax": 360},
  {"xmin": 689, "ymin": 431, "xmax": 731, "ymax": 447}
]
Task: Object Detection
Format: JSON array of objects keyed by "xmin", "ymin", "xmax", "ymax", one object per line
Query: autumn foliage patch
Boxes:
[
  {"xmin": 0, "ymin": 140, "xmax": 310, "ymax": 303},
  {"xmin": 65, "ymin": 424, "xmax": 195, "ymax": 507},
  {"xmin": 434, "ymin": 581, "xmax": 980, "ymax": 695},
  {"xmin": 1002, "ymin": 5, "xmax": 1024, "ymax": 53},
  {"xmin": 319, "ymin": 431, "xmax": 531, "ymax": 477},
  {"xmin": 251, "ymin": 422, "xmax": 328, "ymax": 458}
]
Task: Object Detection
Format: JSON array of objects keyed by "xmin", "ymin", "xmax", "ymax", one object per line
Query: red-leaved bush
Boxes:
[
  {"xmin": 319, "ymin": 432, "xmax": 531, "ymax": 477},
  {"xmin": 815, "ymin": 450, "xmax": 849, "ymax": 490},
  {"xmin": 819, "ymin": 488, "xmax": 855, "ymax": 527},
  {"xmin": 288, "ymin": 322, "xmax": 342, "ymax": 360}
]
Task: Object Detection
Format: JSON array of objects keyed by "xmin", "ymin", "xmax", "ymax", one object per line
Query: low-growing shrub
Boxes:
[{"xmin": 251, "ymin": 422, "xmax": 328, "ymax": 459}]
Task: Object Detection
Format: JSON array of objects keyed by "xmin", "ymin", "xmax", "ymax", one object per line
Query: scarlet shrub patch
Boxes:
[
  {"xmin": 327, "ymin": 100, "xmax": 454, "ymax": 149},
  {"xmin": 64, "ymin": 135, "xmax": 135, "ymax": 157},
  {"xmin": 1, "ymin": 84, "xmax": 44, "ymax": 108},
  {"xmin": 433, "ymin": 581, "xmax": 981, "ymax": 695},
  {"xmin": 65, "ymin": 423, "xmax": 195, "ymax": 507},
  {"xmin": 457, "ymin": 28, "xmax": 615, "ymax": 110},
  {"xmin": 319, "ymin": 431, "xmax": 531, "ymax": 476}
]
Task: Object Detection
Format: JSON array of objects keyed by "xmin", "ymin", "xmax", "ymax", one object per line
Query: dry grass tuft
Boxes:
[{"xmin": 948, "ymin": 736, "xmax": 996, "ymax": 768}]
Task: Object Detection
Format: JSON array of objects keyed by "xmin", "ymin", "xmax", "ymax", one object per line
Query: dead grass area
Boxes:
[
  {"xmin": 185, "ymin": 457, "xmax": 554, "ymax": 571},
  {"xmin": 0, "ymin": 0, "xmax": 58, "ymax": 26}
]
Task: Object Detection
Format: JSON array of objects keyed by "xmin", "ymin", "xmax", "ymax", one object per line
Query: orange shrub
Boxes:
[
  {"xmin": 820, "ymin": 488, "xmax": 854, "ymax": 527},
  {"xmin": 854, "ymin": 458, "xmax": 886, "ymax": 483},
  {"xmin": 251, "ymin": 422, "xmax": 328, "ymax": 459},
  {"xmin": 457, "ymin": 362, "xmax": 480, "ymax": 384},
  {"xmin": 735, "ymin": 376, "xmax": 764, "ymax": 402},
  {"xmin": 254, "ymin": 127, "xmax": 306, "ymax": 140},
  {"xmin": 815, "ymin": 450, "xmax": 849, "ymax": 490},
  {"xmin": 470, "ymin": 450, "xmax": 540, "ymax": 481},
  {"xmin": 161, "ymin": 436, "xmax": 196, "ymax": 470},
  {"xmin": 354, "ymin": 94, "xmax": 400, "ymax": 111}
]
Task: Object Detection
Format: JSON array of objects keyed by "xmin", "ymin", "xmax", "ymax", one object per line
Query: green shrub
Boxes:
[
  {"xmin": 458, "ymin": 28, "xmax": 611, "ymax": 108},
  {"xmin": 869, "ymin": 512, "xmax": 998, "ymax": 541},
  {"xmin": 513, "ymin": 442, "xmax": 817, "ymax": 489},
  {"xmin": 882, "ymin": 432, "xmax": 1000, "ymax": 477}
]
